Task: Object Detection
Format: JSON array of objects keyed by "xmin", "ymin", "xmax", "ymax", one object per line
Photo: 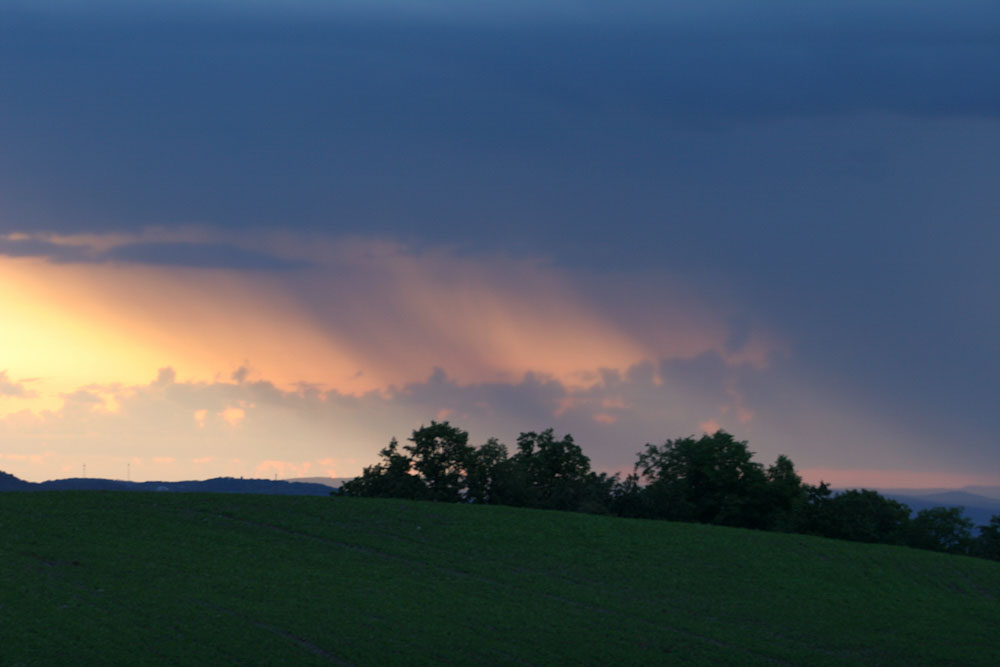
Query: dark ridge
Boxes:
[{"xmin": 0, "ymin": 471, "xmax": 331, "ymax": 496}]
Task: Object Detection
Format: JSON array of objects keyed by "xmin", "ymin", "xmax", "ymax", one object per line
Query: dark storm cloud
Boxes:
[
  {"xmin": 4, "ymin": 2, "xmax": 998, "ymax": 124},
  {"xmin": 0, "ymin": 237, "xmax": 306, "ymax": 270},
  {"xmin": 1, "ymin": 1, "xmax": 998, "ymax": 235}
]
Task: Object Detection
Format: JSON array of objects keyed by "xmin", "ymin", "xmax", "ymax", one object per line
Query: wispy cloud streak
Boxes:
[{"xmin": 0, "ymin": 234, "xmax": 306, "ymax": 271}]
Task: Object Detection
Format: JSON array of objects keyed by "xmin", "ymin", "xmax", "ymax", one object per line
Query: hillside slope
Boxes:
[{"xmin": 1, "ymin": 492, "xmax": 997, "ymax": 665}]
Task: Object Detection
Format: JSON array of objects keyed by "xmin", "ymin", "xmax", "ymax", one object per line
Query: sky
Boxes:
[{"xmin": 1, "ymin": 0, "xmax": 998, "ymax": 487}]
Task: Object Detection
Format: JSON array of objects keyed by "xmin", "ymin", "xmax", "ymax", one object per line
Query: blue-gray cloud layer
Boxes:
[
  {"xmin": 2, "ymin": 2, "xmax": 998, "ymax": 236},
  {"xmin": 2, "ymin": 4, "xmax": 997, "ymax": 243}
]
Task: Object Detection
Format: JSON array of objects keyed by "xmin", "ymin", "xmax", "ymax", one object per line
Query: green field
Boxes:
[{"xmin": 1, "ymin": 492, "xmax": 997, "ymax": 665}]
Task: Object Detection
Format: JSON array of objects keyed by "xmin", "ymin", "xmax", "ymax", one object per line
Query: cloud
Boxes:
[
  {"xmin": 0, "ymin": 371, "xmax": 34, "ymax": 398},
  {"xmin": 3, "ymin": 229, "xmax": 996, "ymax": 488},
  {"xmin": 4, "ymin": 2, "xmax": 998, "ymax": 131},
  {"xmin": 1, "ymin": 235, "xmax": 775, "ymax": 399},
  {"xmin": 0, "ymin": 234, "xmax": 306, "ymax": 271},
  {"xmin": 61, "ymin": 389, "xmax": 104, "ymax": 404},
  {"xmin": 0, "ymin": 236, "xmax": 96, "ymax": 263},
  {"xmin": 699, "ymin": 420, "xmax": 722, "ymax": 434},
  {"xmin": 2, "ymin": 355, "xmax": 994, "ymax": 488},
  {"xmin": 104, "ymin": 242, "xmax": 308, "ymax": 270},
  {"xmin": 219, "ymin": 406, "xmax": 246, "ymax": 427},
  {"xmin": 2, "ymin": 2, "xmax": 997, "ymax": 251}
]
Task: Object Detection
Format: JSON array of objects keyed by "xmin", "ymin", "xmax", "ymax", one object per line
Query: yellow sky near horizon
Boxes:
[{"xmin": 1, "ymin": 253, "xmax": 379, "ymax": 408}]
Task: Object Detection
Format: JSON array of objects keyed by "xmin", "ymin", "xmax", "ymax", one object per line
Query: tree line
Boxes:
[{"xmin": 339, "ymin": 421, "xmax": 1000, "ymax": 561}]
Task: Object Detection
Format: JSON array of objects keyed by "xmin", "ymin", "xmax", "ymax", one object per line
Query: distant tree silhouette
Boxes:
[
  {"xmin": 816, "ymin": 489, "xmax": 912, "ymax": 545},
  {"xmin": 337, "ymin": 422, "xmax": 1000, "ymax": 563},
  {"xmin": 518, "ymin": 429, "xmax": 590, "ymax": 508},
  {"xmin": 635, "ymin": 431, "xmax": 771, "ymax": 527},
  {"xmin": 491, "ymin": 429, "xmax": 603, "ymax": 512},
  {"xmin": 465, "ymin": 437, "xmax": 509, "ymax": 504},
  {"xmin": 972, "ymin": 515, "xmax": 1000, "ymax": 561},
  {"xmin": 341, "ymin": 423, "xmax": 500, "ymax": 503},
  {"xmin": 787, "ymin": 481, "xmax": 835, "ymax": 535},
  {"xmin": 608, "ymin": 473, "xmax": 649, "ymax": 518},
  {"xmin": 404, "ymin": 421, "xmax": 476, "ymax": 502},
  {"xmin": 340, "ymin": 438, "xmax": 426, "ymax": 499},
  {"xmin": 906, "ymin": 506, "xmax": 974, "ymax": 554}
]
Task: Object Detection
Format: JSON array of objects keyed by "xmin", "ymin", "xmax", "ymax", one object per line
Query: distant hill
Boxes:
[
  {"xmin": 0, "ymin": 470, "xmax": 32, "ymax": 491},
  {"xmin": 962, "ymin": 485, "xmax": 1000, "ymax": 501},
  {"xmin": 824, "ymin": 486, "xmax": 1000, "ymax": 528},
  {"xmin": 0, "ymin": 493, "xmax": 997, "ymax": 665},
  {"xmin": 876, "ymin": 486, "xmax": 1000, "ymax": 501},
  {"xmin": 283, "ymin": 476, "xmax": 351, "ymax": 488},
  {"xmin": 0, "ymin": 471, "xmax": 332, "ymax": 496},
  {"xmin": 878, "ymin": 490, "xmax": 1000, "ymax": 528},
  {"xmin": 909, "ymin": 490, "xmax": 1000, "ymax": 510}
]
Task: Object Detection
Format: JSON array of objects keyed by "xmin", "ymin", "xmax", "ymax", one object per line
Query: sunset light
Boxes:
[
  {"xmin": 1, "ymin": 0, "xmax": 997, "ymax": 495},
  {"xmin": 3, "ymin": 3, "xmax": 998, "ymax": 663}
]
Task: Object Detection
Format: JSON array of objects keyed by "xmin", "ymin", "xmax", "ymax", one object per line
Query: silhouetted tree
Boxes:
[
  {"xmin": 465, "ymin": 437, "xmax": 509, "ymax": 503},
  {"xmin": 763, "ymin": 455, "xmax": 807, "ymax": 530},
  {"xmin": 906, "ymin": 506, "xmax": 974, "ymax": 554},
  {"xmin": 492, "ymin": 429, "xmax": 598, "ymax": 511},
  {"xmin": 576, "ymin": 471, "xmax": 617, "ymax": 515},
  {"xmin": 608, "ymin": 473, "xmax": 647, "ymax": 517},
  {"xmin": 635, "ymin": 431, "xmax": 769, "ymax": 527},
  {"xmin": 337, "ymin": 423, "xmax": 1000, "ymax": 563},
  {"xmin": 972, "ymin": 515, "xmax": 1000, "ymax": 561},
  {"xmin": 404, "ymin": 421, "xmax": 476, "ymax": 502},
  {"xmin": 787, "ymin": 481, "xmax": 835, "ymax": 535},
  {"xmin": 821, "ymin": 490, "xmax": 911, "ymax": 544},
  {"xmin": 340, "ymin": 438, "xmax": 426, "ymax": 499},
  {"xmin": 488, "ymin": 454, "xmax": 530, "ymax": 507}
]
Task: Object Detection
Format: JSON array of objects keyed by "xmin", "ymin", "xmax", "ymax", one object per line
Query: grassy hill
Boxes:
[{"xmin": 1, "ymin": 492, "xmax": 998, "ymax": 665}]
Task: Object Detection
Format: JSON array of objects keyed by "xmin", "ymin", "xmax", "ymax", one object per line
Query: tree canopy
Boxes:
[
  {"xmin": 339, "ymin": 423, "xmax": 1000, "ymax": 562},
  {"xmin": 403, "ymin": 421, "xmax": 475, "ymax": 502},
  {"xmin": 635, "ymin": 431, "xmax": 773, "ymax": 527}
]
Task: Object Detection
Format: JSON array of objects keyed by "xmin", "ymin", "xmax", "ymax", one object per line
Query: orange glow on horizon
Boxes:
[
  {"xmin": 2, "ymin": 238, "xmax": 777, "ymax": 416},
  {"xmin": 0, "ymin": 254, "xmax": 381, "ymax": 406},
  {"xmin": 1, "ymin": 233, "xmax": 789, "ymax": 486}
]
